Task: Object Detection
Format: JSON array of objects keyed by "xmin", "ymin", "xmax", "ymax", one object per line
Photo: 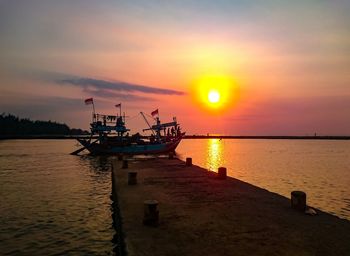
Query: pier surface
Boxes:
[{"xmin": 112, "ymin": 158, "xmax": 350, "ymax": 256}]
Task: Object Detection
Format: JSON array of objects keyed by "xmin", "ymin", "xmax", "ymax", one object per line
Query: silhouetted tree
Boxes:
[{"xmin": 0, "ymin": 113, "xmax": 88, "ymax": 136}]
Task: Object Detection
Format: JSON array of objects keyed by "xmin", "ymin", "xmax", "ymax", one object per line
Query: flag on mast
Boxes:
[
  {"xmin": 84, "ymin": 98, "xmax": 95, "ymax": 122},
  {"xmin": 84, "ymin": 98, "xmax": 93, "ymax": 105},
  {"xmin": 115, "ymin": 103, "xmax": 122, "ymax": 116},
  {"xmin": 151, "ymin": 109, "xmax": 159, "ymax": 117}
]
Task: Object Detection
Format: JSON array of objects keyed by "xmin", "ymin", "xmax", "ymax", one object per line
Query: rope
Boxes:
[
  {"xmin": 123, "ymin": 111, "xmax": 157, "ymax": 122},
  {"xmin": 126, "ymin": 113, "xmax": 141, "ymax": 120}
]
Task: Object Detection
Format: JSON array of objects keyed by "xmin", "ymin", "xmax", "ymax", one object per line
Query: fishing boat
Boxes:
[{"xmin": 72, "ymin": 103, "xmax": 185, "ymax": 155}]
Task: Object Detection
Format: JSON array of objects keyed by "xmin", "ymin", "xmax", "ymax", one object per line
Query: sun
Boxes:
[
  {"xmin": 208, "ymin": 90, "xmax": 220, "ymax": 103},
  {"xmin": 191, "ymin": 74, "xmax": 239, "ymax": 112}
]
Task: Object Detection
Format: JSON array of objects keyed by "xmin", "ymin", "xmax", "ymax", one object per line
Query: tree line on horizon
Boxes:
[{"xmin": 0, "ymin": 113, "xmax": 88, "ymax": 136}]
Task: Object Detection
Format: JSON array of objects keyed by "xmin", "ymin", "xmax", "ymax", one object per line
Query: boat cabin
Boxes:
[{"xmin": 91, "ymin": 113, "xmax": 130, "ymax": 135}]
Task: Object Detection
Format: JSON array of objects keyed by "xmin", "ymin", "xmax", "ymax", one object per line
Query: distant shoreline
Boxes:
[
  {"xmin": 0, "ymin": 135, "xmax": 91, "ymax": 140},
  {"xmin": 1, "ymin": 135, "xmax": 350, "ymax": 140},
  {"xmin": 184, "ymin": 135, "xmax": 350, "ymax": 140}
]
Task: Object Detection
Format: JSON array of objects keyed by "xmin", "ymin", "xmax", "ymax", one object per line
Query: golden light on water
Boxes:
[{"xmin": 206, "ymin": 139, "xmax": 223, "ymax": 171}]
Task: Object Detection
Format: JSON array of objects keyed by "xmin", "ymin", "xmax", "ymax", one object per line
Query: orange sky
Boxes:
[{"xmin": 0, "ymin": 1, "xmax": 350, "ymax": 135}]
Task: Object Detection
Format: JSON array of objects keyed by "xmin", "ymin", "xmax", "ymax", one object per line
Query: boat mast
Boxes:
[
  {"xmin": 140, "ymin": 112, "xmax": 156, "ymax": 135},
  {"xmin": 92, "ymin": 101, "xmax": 96, "ymax": 122}
]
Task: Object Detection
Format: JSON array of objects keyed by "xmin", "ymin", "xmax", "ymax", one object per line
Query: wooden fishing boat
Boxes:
[{"xmin": 72, "ymin": 104, "xmax": 184, "ymax": 155}]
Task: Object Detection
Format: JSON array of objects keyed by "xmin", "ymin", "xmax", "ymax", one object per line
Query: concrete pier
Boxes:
[{"xmin": 112, "ymin": 158, "xmax": 350, "ymax": 256}]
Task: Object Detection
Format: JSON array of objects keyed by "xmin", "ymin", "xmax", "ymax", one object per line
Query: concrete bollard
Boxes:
[
  {"xmin": 122, "ymin": 160, "xmax": 128, "ymax": 169},
  {"xmin": 118, "ymin": 154, "xmax": 123, "ymax": 161},
  {"xmin": 186, "ymin": 157, "xmax": 192, "ymax": 166},
  {"xmin": 218, "ymin": 167, "xmax": 227, "ymax": 179},
  {"xmin": 291, "ymin": 191, "xmax": 307, "ymax": 212},
  {"xmin": 168, "ymin": 152, "xmax": 174, "ymax": 159},
  {"xmin": 143, "ymin": 199, "xmax": 159, "ymax": 226},
  {"xmin": 128, "ymin": 172, "xmax": 137, "ymax": 185}
]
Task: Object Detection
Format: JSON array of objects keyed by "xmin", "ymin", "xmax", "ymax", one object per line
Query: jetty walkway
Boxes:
[{"xmin": 112, "ymin": 157, "xmax": 350, "ymax": 256}]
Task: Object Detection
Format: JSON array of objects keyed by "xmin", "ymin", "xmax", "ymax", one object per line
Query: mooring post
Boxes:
[
  {"xmin": 186, "ymin": 157, "xmax": 192, "ymax": 166},
  {"xmin": 168, "ymin": 152, "xmax": 174, "ymax": 159},
  {"xmin": 143, "ymin": 200, "xmax": 159, "ymax": 226},
  {"xmin": 291, "ymin": 191, "xmax": 307, "ymax": 211},
  {"xmin": 128, "ymin": 172, "xmax": 137, "ymax": 185},
  {"xmin": 218, "ymin": 167, "xmax": 227, "ymax": 179},
  {"xmin": 122, "ymin": 159, "xmax": 128, "ymax": 169}
]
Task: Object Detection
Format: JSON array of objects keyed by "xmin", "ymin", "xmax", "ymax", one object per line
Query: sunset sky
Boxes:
[{"xmin": 1, "ymin": 0, "xmax": 349, "ymax": 135}]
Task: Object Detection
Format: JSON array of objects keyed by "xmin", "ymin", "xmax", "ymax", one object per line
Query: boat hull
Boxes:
[{"xmin": 77, "ymin": 135, "xmax": 183, "ymax": 155}]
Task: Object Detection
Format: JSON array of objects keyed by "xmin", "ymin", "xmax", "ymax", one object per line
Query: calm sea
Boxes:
[
  {"xmin": 1, "ymin": 139, "xmax": 350, "ymax": 255},
  {"xmin": 177, "ymin": 139, "xmax": 350, "ymax": 220},
  {"xmin": 0, "ymin": 140, "xmax": 115, "ymax": 255}
]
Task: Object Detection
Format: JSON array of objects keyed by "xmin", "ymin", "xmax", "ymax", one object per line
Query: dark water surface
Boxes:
[
  {"xmin": 0, "ymin": 140, "xmax": 115, "ymax": 255},
  {"xmin": 177, "ymin": 139, "xmax": 350, "ymax": 220}
]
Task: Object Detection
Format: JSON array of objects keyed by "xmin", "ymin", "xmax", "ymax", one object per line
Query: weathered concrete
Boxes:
[{"xmin": 112, "ymin": 158, "xmax": 350, "ymax": 256}]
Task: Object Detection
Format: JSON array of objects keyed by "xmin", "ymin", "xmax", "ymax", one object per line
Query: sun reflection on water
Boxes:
[
  {"xmin": 178, "ymin": 139, "xmax": 350, "ymax": 220},
  {"xmin": 206, "ymin": 139, "xmax": 224, "ymax": 172}
]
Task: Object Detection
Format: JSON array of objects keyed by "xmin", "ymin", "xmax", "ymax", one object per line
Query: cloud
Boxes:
[
  {"xmin": 57, "ymin": 77, "xmax": 185, "ymax": 95},
  {"xmin": 82, "ymin": 87, "xmax": 155, "ymax": 101}
]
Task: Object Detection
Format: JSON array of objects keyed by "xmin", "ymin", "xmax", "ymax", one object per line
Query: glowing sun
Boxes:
[
  {"xmin": 208, "ymin": 90, "xmax": 220, "ymax": 103},
  {"xmin": 192, "ymin": 75, "xmax": 239, "ymax": 112}
]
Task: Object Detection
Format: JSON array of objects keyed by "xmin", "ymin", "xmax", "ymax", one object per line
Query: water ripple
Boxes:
[
  {"xmin": 177, "ymin": 139, "xmax": 350, "ymax": 220},
  {"xmin": 0, "ymin": 140, "xmax": 114, "ymax": 255}
]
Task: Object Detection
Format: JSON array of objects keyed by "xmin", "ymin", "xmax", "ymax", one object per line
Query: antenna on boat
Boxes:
[{"xmin": 92, "ymin": 102, "xmax": 96, "ymax": 122}]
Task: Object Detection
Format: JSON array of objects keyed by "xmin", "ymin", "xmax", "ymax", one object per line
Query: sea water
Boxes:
[
  {"xmin": 177, "ymin": 139, "xmax": 350, "ymax": 220},
  {"xmin": 0, "ymin": 140, "xmax": 115, "ymax": 255},
  {"xmin": 1, "ymin": 139, "xmax": 349, "ymax": 255}
]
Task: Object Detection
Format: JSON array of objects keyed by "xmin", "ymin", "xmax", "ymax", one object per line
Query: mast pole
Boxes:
[
  {"xmin": 140, "ymin": 112, "xmax": 156, "ymax": 135},
  {"xmin": 92, "ymin": 101, "xmax": 96, "ymax": 122}
]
